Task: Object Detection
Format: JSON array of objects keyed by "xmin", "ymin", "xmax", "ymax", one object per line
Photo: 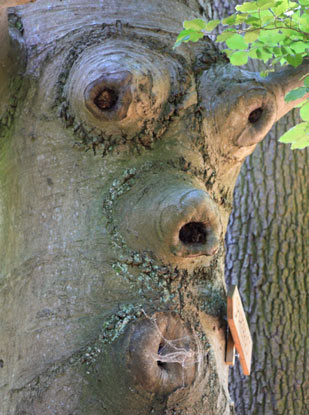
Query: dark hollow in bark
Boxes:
[
  {"xmin": 94, "ymin": 88, "xmax": 118, "ymax": 110},
  {"xmin": 179, "ymin": 222, "xmax": 207, "ymax": 245},
  {"xmin": 248, "ymin": 107, "xmax": 263, "ymax": 124},
  {"xmin": 84, "ymin": 71, "xmax": 133, "ymax": 121}
]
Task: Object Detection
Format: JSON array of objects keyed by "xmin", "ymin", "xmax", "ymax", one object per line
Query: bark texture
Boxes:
[
  {"xmin": 225, "ymin": 113, "xmax": 309, "ymax": 415},
  {"xmin": 0, "ymin": 1, "xmax": 234, "ymax": 414},
  {"xmin": 0, "ymin": 1, "xmax": 307, "ymax": 414},
  {"xmin": 212, "ymin": 1, "xmax": 309, "ymax": 414}
]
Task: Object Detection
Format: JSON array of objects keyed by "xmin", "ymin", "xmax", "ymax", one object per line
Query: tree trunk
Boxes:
[
  {"xmin": 225, "ymin": 113, "xmax": 309, "ymax": 415},
  {"xmin": 0, "ymin": 1, "xmax": 307, "ymax": 414},
  {"xmin": 210, "ymin": 1, "xmax": 309, "ymax": 414}
]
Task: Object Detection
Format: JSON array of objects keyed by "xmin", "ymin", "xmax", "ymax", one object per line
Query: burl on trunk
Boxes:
[{"xmin": 0, "ymin": 1, "xmax": 307, "ymax": 414}]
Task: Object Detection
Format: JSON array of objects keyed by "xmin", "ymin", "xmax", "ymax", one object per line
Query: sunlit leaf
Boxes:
[
  {"xmin": 226, "ymin": 34, "xmax": 248, "ymax": 50},
  {"xmin": 257, "ymin": 0, "xmax": 276, "ymax": 10},
  {"xmin": 259, "ymin": 9, "xmax": 275, "ymax": 24},
  {"xmin": 174, "ymin": 29, "xmax": 204, "ymax": 47},
  {"xmin": 246, "ymin": 16, "xmax": 261, "ymax": 25},
  {"xmin": 255, "ymin": 47, "xmax": 273, "ymax": 61},
  {"xmin": 299, "ymin": 15, "xmax": 309, "ymax": 33},
  {"xmin": 259, "ymin": 30, "xmax": 286, "ymax": 44},
  {"xmin": 273, "ymin": 1, "xmax": 289, "ymax": 15},
  {"xmin": 244, "ymin": 30, "xmax": 260, "ymax": 42},
  {"xmin": 290, "ymin": 41, "xmax": 308, "ymax": 53},
  {"xmin": 248, "ymin": 48, "xmax": 259, "ymax": 58},
  {"xmin": 236, "ymin": 2, "xmax": 259, "ymax": 12},
  {"xmin": 205, "ymin": 19, "xmax": 220, "ymax": 31},
  {"xmin": 216, "ymin": 31, "xmax": 237, "ymax": 42},
  {"xmin": 222, "ymin": 14, "xmax": 237, "ymax": 25},
  {"xmin": 183, "ymin": 19, "xmax": 207, "ymax": 31},
  {"xmin": 300, "ymin": 101, "xmax": 309, "ymax": 121},
  {"xmin": 291, "ymin": 132, "xmax": 309, "ymax": 149},
  {"xmin": 279, "ymin": 122, "xmax": 307, "ymax": 143},
  {"xmin": 230, "ymin": 51, "xmax": 249, "ymax": 65},
  {"xmin": 236, "ymin": 14, "xmax": 250, "ymax": 23}
]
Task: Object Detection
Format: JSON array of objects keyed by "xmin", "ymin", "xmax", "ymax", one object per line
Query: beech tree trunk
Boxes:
[{"xmin": 0, "ymin": 1, "xmax": 307, "ymax": 414}]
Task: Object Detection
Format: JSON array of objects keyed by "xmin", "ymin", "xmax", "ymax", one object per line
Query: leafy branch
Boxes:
[{"xmin": 174, "ymin": 0, "xmax": 309, "ymax": 149}]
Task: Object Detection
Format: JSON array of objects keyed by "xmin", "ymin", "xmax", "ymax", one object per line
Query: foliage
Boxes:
[{"xmin": 175, "ymin": 0, "xmax": 309, "ymax": 149}]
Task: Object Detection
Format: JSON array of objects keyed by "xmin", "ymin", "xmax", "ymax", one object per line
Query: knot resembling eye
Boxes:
[
  {"xmin": 237, "ymin": 91, "xmax": 276, "ymax": 146},
  {"xmin": 84, "ymin": 71, "xmax": 133, "ymax": 121},
  {"xmin": 248, "ymin": 107, "xmax": 263, "ymax": 124},
  {"xmin": 63, "ymin": 40, "xmax": 186, "ymax": 145}
]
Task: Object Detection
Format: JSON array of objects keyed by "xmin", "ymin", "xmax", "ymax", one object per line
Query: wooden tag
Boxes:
[{"xmin": 227, "ymin": 285, "xmax": 252, "ymax": 376}]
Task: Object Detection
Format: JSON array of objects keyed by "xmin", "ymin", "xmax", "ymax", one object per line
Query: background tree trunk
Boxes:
[
  {"xmin": 209, "ymin": 1, "xmax": 309, "ymax": 414},
  {"xmin": 225, "ymin": 112, "xmax": 309, "ymax": 415}
]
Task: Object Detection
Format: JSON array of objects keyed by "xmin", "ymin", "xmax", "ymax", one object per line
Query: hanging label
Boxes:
[{"xmin": 227, "ymin": 285, "xmax": 252, "ymax": 376}]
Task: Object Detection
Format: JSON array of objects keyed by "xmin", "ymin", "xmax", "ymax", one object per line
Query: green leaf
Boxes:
[
  {"xmin": 299, "ymin": 15, "xmax": 309, "ymax": 33},
  {"xmin": 300, "ymin": 101, "xmax": 309, "ymax": 121},
  {"xmin": 272, "ymin": 1, "xmax": 289, "ymax": 16},
  {"xmin": 262, "ymin": 10, "xmax": 277, "ymax": 23},
  {"xmin": 273, "ymin": 46, "xmax": 282, "ymax": 55},
  {"xmin": 216, "ymin": 31, "xmax": 237, "ymax": 42},
  {"xmin": 183, "ymin": 19, "xmax": 207, "ymax": 31},
  {"xmin": 257, "ymin": 0, "xmax": 276, "ymax": 10},
  {"xmin": 290, "ymin": 134, "xmax": 309, "ymax": 149},
  {"xmin": 236, "ymin": 1, "xmax": 258, "ymax": 12},
  {"xmin": 281, "ymin": 45, "xmax": 288, "ymax": 55},
  {"xmin": 279, "ymin": 122, "xmax": 307, "ymax": 143},
  {"xmin": 222, "ymin": 14, "xmax": 237, "ymax": 25},
  {"xmin": 226, "ymin": 34, "xmax": 248, "ymax": 50},
  {"xmin": 304, "ymin": 76, "xmax": 309, "ymax": 87},
  {"xmin": 255, "ymin": 47, "xmax": 273, "ymax": 61},
  {"xmin": 244, "ymin": 30, "xmax": 260, "ymax": 42},
  {"xmin": 174, "ymin": 29, "xmax": 204, "ymax": 47},
  {"xmin": 256, "ymin": 48, "xmax": 263, "ymax": 58},
  {"xmin": 290, "ymin": 41, "xmax": 308, "ymax": 53},
  {"xmin": 230, "ymin": 51, "xmax": 249, "ymax": 66},
  {"xmin": 286, "ymin": 54, "xmax": 303, "ymax": 67},
  {"xmin": 299, "ymin": 0, "xmax": 309, "ymax": 5},
  {"xmin": 205, "ymin": 19, "xmax": 220, "ymax": 31},
  {"xmin": 257, "ymin": 0, "xmax": 273, "ymax": 5},
  {"xmin": 246, "ymin": 16, "xmax": 261, "ymax": 26},
  {"xmin": 248, "ymin": 48, "xmax": 259, "ymax": 58},
  {"xmin": 259, "ymin": 30, "xmax": 286, "ymax": 44},
  {"xmin": 285, "ymin": 87, "xmax": 308, "ymax": 102},
  {"xmin": 236, "ymin": 14, "xmax": 250, "ymax": 23}
]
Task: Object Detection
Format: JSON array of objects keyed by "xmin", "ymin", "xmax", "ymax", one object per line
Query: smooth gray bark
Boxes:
[{"xmin": 0, "ymin": 1, "xmax": 307, "ymax": 414}]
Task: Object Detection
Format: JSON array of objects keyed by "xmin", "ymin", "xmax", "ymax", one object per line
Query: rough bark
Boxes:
[
  {"xmin": 225, "ymin": 113, "xmax": 309, "ymax": 415},
  {"xmin": 211, "ymin": 1, "xmax": 309, "ymax": 414},
  {"xmin": 0, "ymin": 1, "xmax": 307, "ymax": 414}
]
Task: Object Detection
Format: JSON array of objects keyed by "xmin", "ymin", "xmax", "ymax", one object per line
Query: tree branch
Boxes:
[{"xmin": 264, "ymin": 59, "xmax": 309, "ymax": 121}]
